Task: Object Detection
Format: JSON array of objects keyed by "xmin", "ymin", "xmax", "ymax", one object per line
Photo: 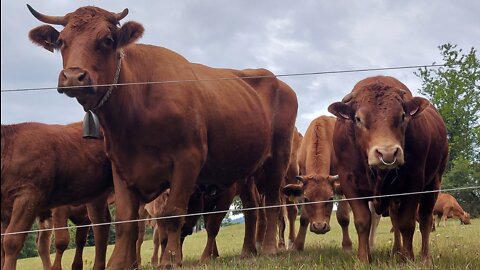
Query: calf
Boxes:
[
  {"xmin": 1, "ymin": 122, "xmax": 113, "ymax": 270},
  {"xmin": 282, "ymin": 116, "xmax": 353, "ymax": 251}
]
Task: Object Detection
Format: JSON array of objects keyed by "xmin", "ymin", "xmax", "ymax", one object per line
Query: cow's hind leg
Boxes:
[
  {"xmin": 51, "ymin": 206, "xmax": 70, "ymax": 270},
  {"xmin": 71, "ymin": 221, "xmax": 90, "ymax": 270},
  {"xmin": 286, "ymin": 201, "xmax": 298, "ymax": 250},
  {"xmin": 36, "ymin": 217, "xmax": 53, "ymax": 270}
]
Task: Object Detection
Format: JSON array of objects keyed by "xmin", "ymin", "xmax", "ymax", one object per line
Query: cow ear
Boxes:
[
  {"xmin": 295, "ymin": 175, "xmax": 307, "ymax": 184},
  {"xmin": 328, "ymin": 102, "xmax": 353, "ymax": 120},
  {"xmin": 29, "ymin": 25, "xmax": 60, "ymax": 52},
  {"xmin": 282, "ymin": 184, "xmax": 303, "ymax": 203},
  {"xmin": 117, "ymin": 21, "xmax": 144, "ymax": 48},
  {"xmin": 327, "ymin": 175, "xmax": 342, "ymax": 195},
  {"xmin": 404, "ymin": 97, "xmax": 430, "ymax": 117}
]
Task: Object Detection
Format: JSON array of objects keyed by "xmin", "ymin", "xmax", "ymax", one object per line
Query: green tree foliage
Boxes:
[
  {"xmin": 416, "ymin": 44, "xmax": 480, "ymax": 163},
  {"xmin": 416, "ymin": 44, "xmax": 480, "ymax": 216}
]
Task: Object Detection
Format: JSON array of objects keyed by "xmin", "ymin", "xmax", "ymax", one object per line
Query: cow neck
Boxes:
[
  {"xmin": 82, "ymin": 49, "xmax": 124, "ymax": 139},
  {"xmin": 93, "ymin": 49, "xmax": 125, "ymax": 112}
]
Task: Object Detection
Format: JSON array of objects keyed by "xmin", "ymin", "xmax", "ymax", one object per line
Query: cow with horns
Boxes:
[
  {"xmin": 27, "ymin": 4, "xmax": 298, "ymax": 269},
  {"xmin": 328, "ymin": 76, "xmax": 448, "ymax": 262}
]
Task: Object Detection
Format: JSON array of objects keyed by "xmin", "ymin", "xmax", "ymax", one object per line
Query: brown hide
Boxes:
[
  {"xmin": 283, "ymin": 116, "xmax": 352, "ymax": 251},
  {"xmin": 433, "ymin": 193, "xmax": 471, "ymax": 225},
  {"xmin": 1, "ymin": 122, "xmax": 113, "ymax": 270},
  {"xmin": 328, "ymin": 76, "xmax": 449, "ymax": 262},
  {"xmin": 28, "ymin": 5, "xmax": 297, "ymax": 269}
]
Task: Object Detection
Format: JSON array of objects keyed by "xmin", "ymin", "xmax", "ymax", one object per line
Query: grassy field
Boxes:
[{"xmin": 17, "ymin": 216, "xmax": 480, "ymax": 269}]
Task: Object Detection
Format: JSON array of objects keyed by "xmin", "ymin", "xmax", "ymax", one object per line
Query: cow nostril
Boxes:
[
  {"xmin": 394, "ymin": 148, "xmax": 399, "ymax": 157},
  {"xmin": 322, "ymin": 223, "xmax": 328, "ymax": 230},
  {"xmin": 376, "ymin": 149, "xmax": 383, "ymax": 158}
]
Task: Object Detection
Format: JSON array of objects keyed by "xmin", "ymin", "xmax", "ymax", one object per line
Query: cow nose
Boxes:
[
  {"xmin": 58, "ymin": 68, "xmax": 91, "ymax": 92},
  {"xmin": 375, "ymin": 146, "xmax": 400, "ymax": 166},
  {"xmin": 310, "ymin": 222, "xmax": 330, "ymax": 234}
]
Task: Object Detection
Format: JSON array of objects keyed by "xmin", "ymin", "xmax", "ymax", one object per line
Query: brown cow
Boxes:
[
  {"xmin": 36, "ymin": 205, "xmax": 94, "ymax": 270},
  {"xmin": 328, "ymin": 76, "xmax": 448, "ymax": 262},
  {"xmin": 434, "ymin": 193, "xmax": 471, "ymax": 227},
  {"xmin": 282, "ymin": 116, "xmax": 353, "ymax": 251},
  {"xmin": 27, "ymin": 5, "xmax": 297, "ymax": 269},
  {"xmin": 0, "ymin": 122, "xmax": 113, "ymax": 270}
]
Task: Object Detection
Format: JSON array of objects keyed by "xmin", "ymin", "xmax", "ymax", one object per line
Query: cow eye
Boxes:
[
  {"xmin": 100, "ymin": 37, "xmax": 115, "ymax": 49},
  {"xmin": 401, "ymin": 112, "xmax": 406, "ymax": 122},
  {"xmin": 304, "ymin": 197, "xmax": 310, "ymax": 203},
  {"xmin": 355, "ymin": 116, "xmax": 361, "ymax": 123}
]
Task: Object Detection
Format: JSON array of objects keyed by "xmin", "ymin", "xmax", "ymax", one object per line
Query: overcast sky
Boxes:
[{"xmin": 1, "ymin": 0, "xmax": 479, "ymax": 134}]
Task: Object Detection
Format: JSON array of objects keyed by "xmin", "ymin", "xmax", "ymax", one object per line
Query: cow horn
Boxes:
[
  {"xmin": 27, "ymin": 4, "xmax": 67, "ymax": 26},
  {"xmin": 114, "ymin": 8, "xmax": 129, "ymax": 22},
  {"xmin": 395, "ymin": 88, "xmax": 408, "ymax": 100},
  {"xmin": 341, "ymin": 91, "xmax": 357, "ymax": 103}
]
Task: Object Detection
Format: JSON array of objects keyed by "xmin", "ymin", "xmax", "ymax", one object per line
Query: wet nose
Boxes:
[
  {"xmin": 310, "ymin": 222, "xmax": 330, "ymax": 234},
  {"xmin": 58, "ymin": 68, "xmax": 91, "ymax": 92},
  {"xmin": 374, "ymin": 146, "xmax": 400, "ymax": 165}
]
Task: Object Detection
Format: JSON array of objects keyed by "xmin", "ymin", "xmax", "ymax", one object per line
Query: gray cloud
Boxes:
[{"xmin": 2, "ymin": 0, "xmax": 479, "ymax": 134}]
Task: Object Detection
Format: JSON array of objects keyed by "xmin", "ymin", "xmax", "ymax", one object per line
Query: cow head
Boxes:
[
  {"xmin": 328, "ymin": 81, "xmax": 430, "ymax": 170},
  {"xmin": 27, "ymin": 4, "xmax": 144, "ymax": 111},
  {"xmin": 461, "ymin": 212, "xmax": 471, "ymax": 225},
  {"xmin": 282, "ymin": 174, "xmax": 340, "ymax": 234}
]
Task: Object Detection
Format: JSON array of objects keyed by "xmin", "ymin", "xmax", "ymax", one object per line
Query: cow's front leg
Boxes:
[
  {"xmin": 107, "ymin": 167, "xmax": 139, "ymax": 270},
  {"xmin": 418, "ymin": 181, "xmax": 439, "ymax": 264},
  {"xmin": 159, "ymin": 153, "xmax": 201, "ymax": 269},
  {"xmin": 397, "ymin": 195, "xmax": 421, "ymax": 262},
  {"xmin": 349, "ymin": 196, "xmax": 372, "ymax": 263},
  {"xmin": 2, "ymin": 194, "xmax": 40, "ymax": 270}
]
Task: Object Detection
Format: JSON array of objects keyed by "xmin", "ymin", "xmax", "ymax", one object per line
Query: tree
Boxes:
[
  {"xmin": 415, "ymin": 43, "xmax": 480, "ymax": 216},
  {"xmin": 416, "ymin": 44, "xmax": 480, "ymax": 164}
]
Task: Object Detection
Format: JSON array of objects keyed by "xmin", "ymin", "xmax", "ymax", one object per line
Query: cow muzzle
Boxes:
[
  {"xmin": 310, "ymin": 221, "xmax": 330, "ymax": 234},
  {"xmin": 368, "ymin": 145, "xmax": 404, "ymax": 169},
  {"xmin": 58, "ymin": 67, "xmax": 94, "ymax": 96}
]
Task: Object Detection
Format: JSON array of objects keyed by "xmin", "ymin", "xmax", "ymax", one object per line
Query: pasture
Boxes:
[{"xmin": 17, "ymin": 214, "xmax": 480, "ymax": 269}]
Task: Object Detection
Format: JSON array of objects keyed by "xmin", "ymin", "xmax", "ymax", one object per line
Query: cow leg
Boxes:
[
  {"xmin": 286, "ymin": 201, "xmax": 298, "ymax": 250},
  {"xmin": 107, "ymin": 167, "xmax": 140, "ymax": 270},
  {"xmin": 201, "ymin": 190, "xmax": 234, "ymax": 262},
  {"xmin": 71, "ymin": 222, "xmax": 89, "ymax": 270},
  {"xmin": 239, "ymin": 178, "xmax": 259, "ymax": 257},
  {"xmin": 157, "ymin": 220, "xmax": 168, "ymax": 262},
  {"xmin": 151, "ymin": 224, "xmax": 160, "ymax": 266},
  {"xmin": 349, "ymin": 198, "xmax": 372, "ymax": 263},
  {"xmin": 255, "ymin": 195, "xmax": 267, "ymax": 252},
  {"xmin": 397, "ymin": 195, "xmax": 421, "ymax": 261},
  {"xmin": 277, "ymin": 205, "xmax": 286, "ymax": 250},
  {"xmin": 2, "ymin": 195, "xmax": 40, "ymax": 270},
  {"xmin": 1, "ymin": 220, "xmax": 7, "ymax": 270},
  {"xmin": 389, "ymin": 198, "xmax": 402, "ymax": 258},
  {"xmin": 51, "ymin": 206, "xmax": 70, "ymax": 270},
  {"xmin": 337, "ymin": 200, "xmax": 353, "ymax": 251},
  {"xmin": 293, "ymin": 211, "xmax": 309, "ymax": 251},
  {"xmin": 441, "ymin": 207, "xmax": 449, "ymax": 227},
  {"xmin": 418, "ymin": 184, "xmax": 439, "ymax": 263},
  {"xmin": 136, "ymin": 205, "xmax": 148, "ymax": 267},
  {"xmin": 86, "ymin": 194, "xmax": 111, "ymax": 270},
  {"xmin": 36, "ymin": 218, "xmax": 53, "ymax": 270},
  {"xmin": 159, "ymin": 156, "xmax": 200, "ymax": 268},
  {"xmin": 368, "ymin": 201, "xmax": 381, "ymax": 251}
]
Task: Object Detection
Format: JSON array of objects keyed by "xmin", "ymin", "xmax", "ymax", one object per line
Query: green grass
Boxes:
[{"xmin": 17, "ymin": 216, "xmax": 480, "ymax": 269}]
